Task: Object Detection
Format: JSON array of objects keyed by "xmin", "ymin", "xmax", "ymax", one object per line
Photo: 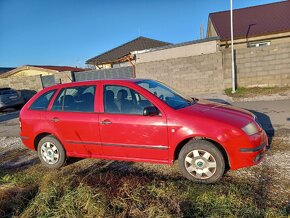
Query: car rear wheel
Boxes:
[
  {"xmin": 37, "ymin": 136, "xmax": 66, "ymax": 169},
  {"xmin": 178, "ymin": 140, "xmax": 225, "ymax": 183}
]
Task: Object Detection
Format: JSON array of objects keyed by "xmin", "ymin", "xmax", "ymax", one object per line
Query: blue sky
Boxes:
[{"xmin": 0, "ymin": 0, "xmax": 283, "ymax": 67}]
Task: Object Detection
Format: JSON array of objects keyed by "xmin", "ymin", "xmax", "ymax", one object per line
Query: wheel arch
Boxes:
[
  {"xmin": 173, "ymin": 137, "xmax": 230, "ymax": 171},
  {"xmin": 34, "ymin": 132, "xmax": 62, "ymax": 151}
]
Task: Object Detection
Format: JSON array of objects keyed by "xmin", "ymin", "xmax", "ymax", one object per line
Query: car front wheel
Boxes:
[
  {"xmin": 178, "ymin": 140, "xmax": 225, "ymax": 183},
  {"xmin": 37, "ymin": 135, "xmax": 66, "ymax": 169}
]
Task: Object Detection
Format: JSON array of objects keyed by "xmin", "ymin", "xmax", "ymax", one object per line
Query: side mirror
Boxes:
[{"xmin": 143, "ymin": 106, "xmax": 159, "ymax": 116}]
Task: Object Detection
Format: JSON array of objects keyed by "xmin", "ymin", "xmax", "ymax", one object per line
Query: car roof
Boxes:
[{"xmin": 45, "ymin": 78, "xmax": 148, "ymax": 90}]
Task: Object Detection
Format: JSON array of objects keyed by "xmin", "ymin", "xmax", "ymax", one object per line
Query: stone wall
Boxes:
[
  {"xmin": 136, "ymin": 52, "xmax": 224, "ymax": 95},
  {"xmin": 0, "ymin": 71, "xmax": 74, "ymax": 91},
  {"xmin": 0, "ymin": 75, "xmax": 43, "ymax": 91}
]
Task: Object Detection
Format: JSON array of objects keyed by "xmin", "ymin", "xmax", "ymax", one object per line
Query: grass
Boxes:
[
  {"xmin": 0, "ymin": 157, "xmax": 289, "ymax": 218},
  {"xmin": 225, "ymin": 86, "xmax": 290, "ymax": 98}
]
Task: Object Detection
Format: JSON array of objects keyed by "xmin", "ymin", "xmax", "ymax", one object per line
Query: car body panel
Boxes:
[{"xmin": 19, "ymin": 79, "xmax": 268, "ymax": 170}]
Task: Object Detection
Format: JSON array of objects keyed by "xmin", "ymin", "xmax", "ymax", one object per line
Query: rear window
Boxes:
[{"xmin": 30, "ymin": 90, "xmax": 56, "ymax": 111}]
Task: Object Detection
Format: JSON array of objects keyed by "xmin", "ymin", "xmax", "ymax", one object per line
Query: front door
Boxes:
[
  {"xmin": 46, "ymin": 85, "xmax": 101, "ymax": 157},
  {"xmin": 99, "ymin": 84, "xmax": 168, "ymax": 161}
]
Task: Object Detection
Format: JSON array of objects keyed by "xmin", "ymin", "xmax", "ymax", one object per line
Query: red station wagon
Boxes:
[{"xmin": 19, "ymin": 79, "xmax": 268, "ymax": 183}]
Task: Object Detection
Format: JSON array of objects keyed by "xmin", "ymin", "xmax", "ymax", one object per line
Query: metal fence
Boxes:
[{"xmin": 73, "ymin": 66, "xmax": 133, "ymax": 82}]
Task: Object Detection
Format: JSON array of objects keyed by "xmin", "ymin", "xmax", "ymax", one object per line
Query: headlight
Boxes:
[{"xmin": 242, "ymin": 122, "xmax": 258, "ymax": 135}]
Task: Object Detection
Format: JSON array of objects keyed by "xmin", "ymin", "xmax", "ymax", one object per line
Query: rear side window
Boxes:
[
  {"xmin": 30, "ymin": 90, "xmax": 56, "ymax": 111},
  {"xmin": 51, "ymin": 85, "xmax": 96, "ymax": 112}
]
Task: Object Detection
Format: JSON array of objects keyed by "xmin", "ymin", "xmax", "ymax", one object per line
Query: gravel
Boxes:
[{"xmin": 0, "ymin": 137, "xmax": 37, "ymax": 170}]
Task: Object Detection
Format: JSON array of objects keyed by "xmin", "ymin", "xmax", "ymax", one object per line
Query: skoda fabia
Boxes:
[{"xmin": 19, "ymin": 79, "xmax": 268, "ymax": 183}]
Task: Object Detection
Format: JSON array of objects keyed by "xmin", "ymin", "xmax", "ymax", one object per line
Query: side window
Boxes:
[
  {"xmin": 104, "ymin": 85, "xmax": 156, "ymax": 115},
  {"xmin": 51, "ymin": 86, "xmax": 95, "ymax": 112},
  {"xmin": 30, "ymin": 90, "xmax": 56, "ymax": 111}
]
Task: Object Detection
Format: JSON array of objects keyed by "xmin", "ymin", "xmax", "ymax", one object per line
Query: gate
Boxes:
[
  {"xmin": 73, "ymin": 66, "xmax": 133, "ymax": 82},
  {"xmin": 40, "ymin": 75, "xmax": 55, "ymax": 88}
]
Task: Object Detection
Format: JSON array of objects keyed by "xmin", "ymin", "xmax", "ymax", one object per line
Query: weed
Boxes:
[{"xmin": 225, "ymin": 86, "xmax": 290, "ymax": 98}]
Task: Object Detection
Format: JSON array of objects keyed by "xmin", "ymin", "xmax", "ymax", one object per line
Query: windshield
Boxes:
[{"xmin": 136, "ymin": 80, "xmax": 196, "ymax": 109}]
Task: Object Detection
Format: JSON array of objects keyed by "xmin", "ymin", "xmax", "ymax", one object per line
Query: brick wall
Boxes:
[{"xmin": 136, "ymin": 52, "xmax": 224, "ymax": 95}]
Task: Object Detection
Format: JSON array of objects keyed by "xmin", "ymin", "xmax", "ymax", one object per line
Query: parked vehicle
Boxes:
[
  {"xmin": 0, "ymin": 88, "xmax": 25, "ymax": 111},
  {"xmin": 19, "ymin": 79, "xmax": 268, "ymax": 183}
]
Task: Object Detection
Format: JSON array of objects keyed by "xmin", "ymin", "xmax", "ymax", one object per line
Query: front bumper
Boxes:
[{"xmin": 230, "ymin": 130, "xmax": 268, "ymax": 170}]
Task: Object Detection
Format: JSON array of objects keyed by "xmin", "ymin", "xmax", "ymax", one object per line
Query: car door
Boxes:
[
  {"xmin": 46, "ymin": 84, "xmax": 101, "ymax": 157},
  {"xmin": 99, "ymin": 82, "xmax": 169, "ymax": 162}
]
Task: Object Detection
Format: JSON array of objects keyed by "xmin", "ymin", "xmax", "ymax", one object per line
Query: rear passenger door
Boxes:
[{"xmin": 46, "ymin": 85, "xmax": 101, "ymax": 157}]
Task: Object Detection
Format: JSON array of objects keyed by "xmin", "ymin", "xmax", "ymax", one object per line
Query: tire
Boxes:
[
  {"xmin": 37, "ymin": 135, "xmax": 66, "ymax": 169},
  {"xmin": 178, "ymin": 140, "xmax": 225, "ymax": 184}
]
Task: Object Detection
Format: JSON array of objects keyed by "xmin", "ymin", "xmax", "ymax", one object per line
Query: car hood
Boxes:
[{"xmin": 179, "ymin": 99, "xmax": 254, "ymax": 127}]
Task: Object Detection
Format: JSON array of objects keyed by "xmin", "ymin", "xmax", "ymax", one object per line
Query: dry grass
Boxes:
[
  {"xmin": 225, "ymin": 86, "xmax": 290, "ymax": 98},
  {"xmin": 0, "ymin": 144, "xmax": 289, "ymax": 217}
]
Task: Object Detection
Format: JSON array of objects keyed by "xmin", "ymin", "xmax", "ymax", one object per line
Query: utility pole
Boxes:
[{"xmin": 230, "ymin": 0, "xmax": 236, "ymax": 93}]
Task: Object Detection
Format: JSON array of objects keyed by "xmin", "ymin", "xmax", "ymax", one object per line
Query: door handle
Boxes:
[
  {"xmin": 101, "ymin": 119, "xmax": 112, "ymax": 125},
  {"xmin": 51, "ymin": 117, "xmax": 60, "ymax": 122}
]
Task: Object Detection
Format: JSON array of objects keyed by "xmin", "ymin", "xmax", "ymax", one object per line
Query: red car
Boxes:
[{"xmin": 19, "ymin": 79, "xmax": 268, "ymax": 183}]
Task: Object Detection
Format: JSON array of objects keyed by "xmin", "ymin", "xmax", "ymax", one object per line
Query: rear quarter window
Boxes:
[{"xmin": 30, "ymin": 90, "xmax": 56, "ymax": 111}]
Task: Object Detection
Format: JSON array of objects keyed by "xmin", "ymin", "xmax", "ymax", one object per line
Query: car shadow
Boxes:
[
  {"xmin": 206, "ymin": 98, "xmax": 274, "ymax": 146},
  {"xmin": 249, "ymin": 110, "xmax": 274, "ymax": 145}
]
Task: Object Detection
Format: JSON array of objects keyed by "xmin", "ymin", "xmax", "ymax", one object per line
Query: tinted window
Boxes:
[
  {"xmin": 104, "ymin": 85, "xmax": 156, "ymax": 115},
  {"xmin": 51, "ymin": 86, "xmax": 95, "ymax": 112},
  {"xmin": 30, "ymin": 90, "xmax": 56, "ymax": 111}
]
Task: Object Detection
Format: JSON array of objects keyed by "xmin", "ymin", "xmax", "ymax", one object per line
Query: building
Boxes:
[
  {"xmin": 86, "ymin": 36, "xmax": 171, "ymax": 69},
  {"xmin": 207, "ymin": 0, "xmax": 290, "ymax": 49},
  {"xmin": 0, "ymin": 65, "xmax": 86, "ymax": 78}
]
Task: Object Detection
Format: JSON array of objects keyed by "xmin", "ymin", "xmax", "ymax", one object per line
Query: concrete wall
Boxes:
[
  {"xmin": 223, "ymin": 43, "xmax": 290, "ymax": 88},
  {"xmin": 136, "ymin": 39, "xmax": 217, "ymax": 64},
  {"xmin": 136, "ymin": 52, "xmax": 224, "ymax": 95},
  {"xmin": 0, "ymin": 75, "xmax": 43, "ymax": 91},
  {"xmin": 0, "ymin": 71, "xmax": 73, "ymax": 92},
  {"xmin": 1, "ymin": 40, "xmax": 289, "ymax": 95},
  {"xmin": 136, "ymin": 40, "xmax": 290, "ymax": 95}
]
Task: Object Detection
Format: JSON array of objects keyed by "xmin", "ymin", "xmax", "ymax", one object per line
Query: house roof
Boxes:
[
  {"xmin": 29, "ymin": 65, "xmax": 85, "ymax": 72},
  {"xmin": 86, "ymin": 36, "xmax": 171, "ymax": 65},
  {"xmin": 0, "ymin": 65, "xmax": 86, "ymax": 78},
  {"xmin": 209, "ymin": 0, "xmax": 290, "ymax": 41}
]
